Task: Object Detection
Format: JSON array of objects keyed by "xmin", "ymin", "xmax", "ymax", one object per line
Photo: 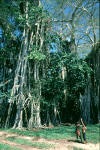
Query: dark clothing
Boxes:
[
  {"xmin": 83, "ymin": 132, "xmax": 86, "ymax": 141},
  {"xmin": 76, "ymin": 132, "xmax": 82, "ymax": 142}
]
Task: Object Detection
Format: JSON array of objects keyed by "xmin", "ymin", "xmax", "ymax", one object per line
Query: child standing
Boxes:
[
  {"xmin": 75, "ymin": 122, "xmax": 82, "ymax": 143},
  {"xmin": 81, "ymin": 118, "xmax": 87, "ymax": 144}
]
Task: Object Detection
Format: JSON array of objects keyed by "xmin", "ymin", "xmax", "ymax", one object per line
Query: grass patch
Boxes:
[
  {"xmin": 29, "ymin": 142, "xmax": 54, "ymax": 149},
  {"xmin": 6, "ymin": 137, "xmax": 54, "ymax": 149},
  {"xmin": 73, "ymin": 147, "xmax": 85, "ymax": 150},
  {"xmin": 0, "ymin": 143, "xmax": 21, "ymax": 150},
  {"xmin": 1, "ymin": 126, "xmax": 75, "ymax": 140},
  {"xmin": 1, "ymin": 124, "xmax": 99, "ymax": 143},
  {"xmin": 86, "ymin": 124, "xmax": 100, "ymax": 143}
]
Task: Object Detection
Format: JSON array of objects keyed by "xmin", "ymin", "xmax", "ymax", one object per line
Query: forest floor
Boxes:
[{"xmin": 0, "ymin": 130, "xmax": 99, "ymax": 150}]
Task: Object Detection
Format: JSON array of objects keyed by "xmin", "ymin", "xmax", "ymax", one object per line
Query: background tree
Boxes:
[{"xmin": 42, "ymin": 0, "xmax": 99, "ymax": 56}]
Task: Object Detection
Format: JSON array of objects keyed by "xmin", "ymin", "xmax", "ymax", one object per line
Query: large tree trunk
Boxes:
[
  {"xmin": 5, "ymin": 1, "xmax": 29, "ymax": 128},
  {"xmin": 80, "ymin": 84, "xmax": 91, "ymax": 123},
  {"xmin": 80, "ymin": 43, "xmax": 100, "ymax": 124},
  {"xmin": 28, "ymin": 61, "xmax": 41, "ymax": 129}
]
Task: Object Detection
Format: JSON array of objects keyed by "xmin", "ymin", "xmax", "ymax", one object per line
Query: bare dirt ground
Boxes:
[{"xmin": 0, "ymin": 131, "xmax": 99, "ymax": 150}]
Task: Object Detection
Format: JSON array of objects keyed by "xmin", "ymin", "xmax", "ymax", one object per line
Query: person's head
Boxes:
[{"xmin": 76, "ymin": 122, "xmax": 80, "ymax": 126}]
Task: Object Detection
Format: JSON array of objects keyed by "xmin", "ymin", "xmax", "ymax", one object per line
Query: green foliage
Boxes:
[
  {"xmin": 63, "ymin": 53, "xmax": 92, "ymax": 96},
  {"xmin": 41, "ymin": 47, "xmax": 92, "ymax": 121},
  {"xmin": 60, "ymin": 52, "xmax": 92, "ymax": 121},
  {"xmin": 29, "ymin": 50, "xmax": 46, "ymax": 61},
  {"xmin": 28, "ymin": 5, "xmax": 49, "ymax": 23},
  {"xmin": 15, "ymin": 2, "xmax": 50, "ymax": 27},
  {"xmin": 28, "ymin": 5, "xmax": 42, "ymax": 24},
  {"xmin": 42, "ymin": 53, "xmax": 64, "ymax": 109},
  {"xmin": 42, "ymin": 77, "xmax": 64, "ymax": 104},
  {"xmin": 28, "ymin": 46, "xmax": 46, "ymax": 61}
]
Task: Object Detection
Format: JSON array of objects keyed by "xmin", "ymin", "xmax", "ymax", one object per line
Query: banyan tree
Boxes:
[{"xmin": 4, "ymin": 0, "xmax": 49, "ymax": 129}]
